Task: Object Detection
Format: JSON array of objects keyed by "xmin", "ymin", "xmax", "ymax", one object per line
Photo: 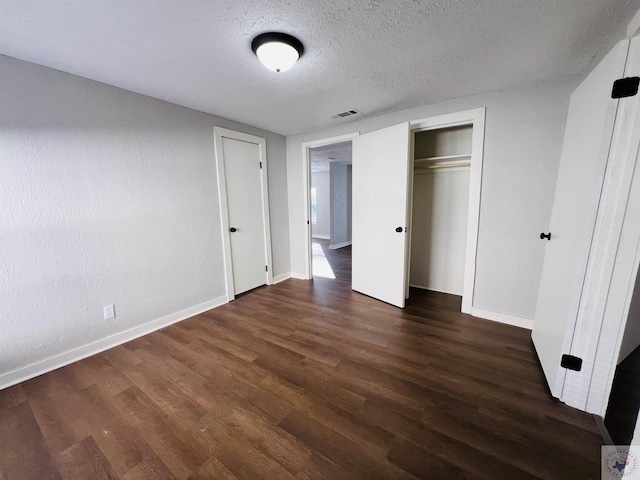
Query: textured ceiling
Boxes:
[
  {"xmin": 310, "ymin": 141, "xmax": 352, "ymax": 172},
  {"xmin": 0, "ymin": 0, "xmax": 637, "ymax": 135}
]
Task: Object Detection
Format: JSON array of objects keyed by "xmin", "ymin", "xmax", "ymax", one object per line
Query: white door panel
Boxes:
[
  {"xmin": 352, "ymin": 123, "xmax": 410, "ymax": 308},
  {"xmin": 570, "ymin": 37, "xmax": 640, "ymax": 413},
  {"xmin": 532, "ymin": 39, "xmax": 629, "ymax": 398},
  {"xmin": 222, "ymin": 137, "xmax": 268, "ymax": 295}
]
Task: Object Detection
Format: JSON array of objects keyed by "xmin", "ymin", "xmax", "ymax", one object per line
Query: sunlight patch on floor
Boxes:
[{"xmin": 312, "ymin": 242, "xmax": 336, "ymax": 279}]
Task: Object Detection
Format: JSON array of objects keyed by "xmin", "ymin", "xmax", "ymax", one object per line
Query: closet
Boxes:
[
  {"xmin": 409, "ymin": 125, "xmax": 472, "ymax": 295},
  {"xmin": 351, "ymin": 109, "xmax": 483, "ymax": 309}
]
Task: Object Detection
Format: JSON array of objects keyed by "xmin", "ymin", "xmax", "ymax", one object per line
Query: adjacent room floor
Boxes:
[
  {"xmin": 605, "ymin": 344, "xmax": 640, "ymax": 445},
  {"xmin": 0, "ymin": 245, "xmax": 603, "ymax": 479}
]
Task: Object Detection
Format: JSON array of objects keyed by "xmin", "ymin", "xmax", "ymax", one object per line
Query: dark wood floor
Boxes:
[
  {"xmin": 605, "ymin": 344, "xmax": 640, "ymax": 444},
  {"xmin": 0, "ymin": 242, "xmax": 603, "ymax": 479}
]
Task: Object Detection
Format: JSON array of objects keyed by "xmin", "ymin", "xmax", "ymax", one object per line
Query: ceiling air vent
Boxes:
[{"xmin": 332, "ymin": 109, "xmax": 360, "ymax": 119}]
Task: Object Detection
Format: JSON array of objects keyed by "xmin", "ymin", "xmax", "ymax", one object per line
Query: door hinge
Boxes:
[
  {"xmin": 265, "ymin": 265, "xmax": 268, "ymax": 272},
  {"xmin": 561, "ymin": 354, "xmax": 583, "ymax": 372},
  {"xmin": 307, "ymin": 220, "xmax": 310, "ymax": 225},
  {"xmin": 259, "ymin": 161, "xmax": 263, "ymax": 169},
  {"xmin": 612, "ymin": 77, "xmax": 640, "ymax": 98}
]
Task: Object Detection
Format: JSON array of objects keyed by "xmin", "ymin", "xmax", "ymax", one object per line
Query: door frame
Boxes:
[
  {"xmin": 302, "ymin": 132, "xmax": 359, "ymax": 279},
  {"xmin": 591, "ymin": 158, "xmax": 640, "ymax": 416},
  {"xmin": 408, "ymin": 108, "xmax": 486, "ymax": 314},
  {"xmin": 214, "ymin": 127, "xmax": 273, "ymax": 300}
]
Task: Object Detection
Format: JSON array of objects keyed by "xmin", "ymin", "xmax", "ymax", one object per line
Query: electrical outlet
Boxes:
[{"xmin": 103, "ymin": 304, "xmax": 115, "ymax": 320}]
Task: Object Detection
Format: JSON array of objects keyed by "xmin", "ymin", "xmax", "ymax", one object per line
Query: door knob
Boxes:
[
  {"xmin": 230, "ymin": 227, "xmax": 237, "ymax": 233},
  {"xmin": 396, "ymin": 227, "xmax": 403, "ymax": 233},
  {"xmin": 540, "ymin": 232, "xmax": 551, "ymax": 240}
]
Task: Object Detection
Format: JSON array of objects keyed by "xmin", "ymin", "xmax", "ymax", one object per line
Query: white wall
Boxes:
[
  {"xmin": 311, "ymin": 171, "xmax": 330, "ymax": 238},
  {"xmin": 410, "ymin": 169, "xmax": 470, "ymax": 295},
  {"xmin": 414, "ymin": 125, "xmax": 473, "ymax": 159},
  {"xmin": 330, "ymin": 162, "xmax": 352, "ymax": 248},
  {"xmin": 0, "ymin": 54, "xmax": 289, "ymax": 382},
  {"xmin": 287, "ymin": 77, "xmax": 578, "ymax": 319},
  {"xmin": 633, "ymin": 413, "xmax": 640, "ymax": 445},
  {"xmin": 618, "ymin": 269, "xmax": 640, "ymax": 363}
]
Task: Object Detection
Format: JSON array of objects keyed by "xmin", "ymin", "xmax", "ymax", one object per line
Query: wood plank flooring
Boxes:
[{"xmin": 0, "ymin": 241, "xmax": 604, "ymax": 479}]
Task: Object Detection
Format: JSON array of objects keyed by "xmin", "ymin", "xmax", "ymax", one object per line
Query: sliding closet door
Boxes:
[{"xmin": 352, "ymin": 123, "xmax": 411, "ymax": 308}]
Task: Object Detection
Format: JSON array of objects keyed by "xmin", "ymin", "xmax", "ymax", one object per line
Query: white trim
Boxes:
[
  {"xmin": 260, "ymin": 138, "xmax": 274, "ymax": 287},
  {"xmin": 290, "ymin": 272, "xmax": 309, "ymax": 280},
  {"xmin": 302, "ymin": 132, "xmax": 360, "ymax": 280},
  {"xmin": 0, "ymin": 296, "xmax": 228, "ymax": 391},
  {"xmin": 596, "ymin": 232, "xmax": 640, "ymax": 415},
  {"xmin": 213, "ymin": 128, "xmax": 234, "ymax": 300},
  {"xmin": 632, "ymin": 413, "xmax": 640, "ymax": 445},
  {"xmin": 214, "ymin": 127, "xmax": 273, "ymax": 301},
  {"xmin": 471, "ymin": 308, "xmax": 534, "ymax": 330},
  {"xmin": 272, "ymin": 273, "xmax": 292, "ymax": 284},
  {"xmin": 312, "ymin": 234, "xmax": 330, "ymax": 240},
  {"xmin": 329, "ymin": 241, "xmax": 352, "ymax": 250},
  {"xmin": 409, "ymin": 109, "xmax": 483, "ymax": 130},
  {"xmin": 409, "ymin": 108, "xmax": 486, "ymax": 315}
]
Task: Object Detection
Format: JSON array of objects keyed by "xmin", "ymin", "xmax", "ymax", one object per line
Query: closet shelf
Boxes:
[
  {"xmin": 414, "ymin": 153, "xmax": 471, "ymax": 172},
  {"xmin": 415, "ymin": 153, "xmax": 471, "ymax": 163},
  {"xmin": 416, "ymin": 161, "xmax": 471, "ymax": 170}
]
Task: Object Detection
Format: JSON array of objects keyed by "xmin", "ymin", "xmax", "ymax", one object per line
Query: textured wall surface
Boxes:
[
  {"xmin": 618, "ymin": 270, "xmax": 640, "ymax": 363},
  {"xmin": 330, "ymin": 163, "xmax": 352, "ymax": 247},
  {"xmin": 0, "ymin": 55, "xmax": 289, "ymax": 376},
  {"xmin": 287, "ymin": 77, "xmax": 578, "ymax": 319},
  {"xmin": 410, "ymin": 169, "xmax": 470, "ymax": 295},
  {"xmin": 311, "ymin": 171, "xmax": 330, "ymax": 237},
  {"xmin": 414, "ymin": 125, "xmax": 473, "ymax": 159}
]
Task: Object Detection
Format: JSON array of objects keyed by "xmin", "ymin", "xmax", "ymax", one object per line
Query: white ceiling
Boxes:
[
  {"xmin": 310, "ymin": 141, "xmax": 352, "ymax": 172},
  {"xmin": 0, "ymin": 0, "xmax": 637, "ymax": 136}
]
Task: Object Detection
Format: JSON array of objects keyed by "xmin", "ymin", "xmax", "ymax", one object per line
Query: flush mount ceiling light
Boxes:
[{"xmin": 251, "ymin": 32, "xmax": 304, "ymax": 73}]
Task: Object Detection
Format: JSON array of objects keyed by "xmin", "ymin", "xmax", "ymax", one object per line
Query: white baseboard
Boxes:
[
  {"xmin": 329, "ymin": 241, "xmax": 352, "ymax": 250},
  {"xmin": 312, "ymin": 234, "xmax": 330, "ymax": 240},
  {"xmin": 272, "ymin": 273, "xmax": 292, "ymax": 284},
  {"xmin": 0, "ymin": 296, "xmax": 228, "ymax": 391},
  {"xmin": 471, "ymin": 307, "xmax": 534, "ymax": 330},
  {"xmin": 290, "ymin": 272, "xmax": 309, "ymax": 280}
]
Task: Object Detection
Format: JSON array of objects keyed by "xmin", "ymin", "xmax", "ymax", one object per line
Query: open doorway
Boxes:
[
  {"xmin": 402, "ymin": 109, "xmax": 485, "ymax": 314},
  {"xmin": 308, "ymin": 140, "xmax": 353, "ymax": 283},
  {"xmin": 408, "ymin": 125, "xmax": 472, "ymax": 299}
]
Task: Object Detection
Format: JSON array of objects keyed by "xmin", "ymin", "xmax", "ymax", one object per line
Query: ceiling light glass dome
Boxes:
[{"xmin": 252, "ymin": 32, "xmax": 304, "ymax": 73}]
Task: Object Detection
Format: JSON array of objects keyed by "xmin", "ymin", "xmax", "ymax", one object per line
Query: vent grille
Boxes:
[{"xmin": 332, "ymin": 109, "xmax": 360, "ymax": 119}]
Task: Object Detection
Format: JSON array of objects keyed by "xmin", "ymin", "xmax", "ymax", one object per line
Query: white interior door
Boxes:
[
  {"xmin": 352, "ymin": 123, "xmax": 411, "ymax": 308},
  {"xmin": 219, "ymin": 134, "xmax": 270, "ymax": 296},
  {"xmin": 532, "ymin": 39, "xmax": 630, "ymax": 398}
]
